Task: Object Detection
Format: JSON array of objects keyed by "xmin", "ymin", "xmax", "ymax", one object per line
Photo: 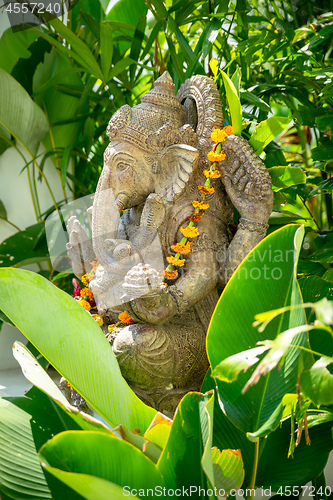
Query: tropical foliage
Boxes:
[{"xmin": 0, "ymin": 0, "xmax": 333, "ymax": 498}]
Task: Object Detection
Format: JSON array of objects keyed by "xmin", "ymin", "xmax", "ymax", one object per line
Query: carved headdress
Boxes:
[
  {"xmin": 106, "ymin": 70, "xmax": 225, "ymax": 172},
  {"xmin": 106, "ymin": 72, "xmax": 198, "ymax": 153}
]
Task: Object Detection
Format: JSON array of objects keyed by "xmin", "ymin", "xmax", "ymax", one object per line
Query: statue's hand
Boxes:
[
  {"xmin": 125, "ymin": 284, "xmax": 176, "ymax": 325},
  {"xmin": 219, "ymin": 136, "xmax": 273, "ymax": 224},
  {"xmin": 66, "ymin": 216, "xmax": 95, "ymax": 278}
]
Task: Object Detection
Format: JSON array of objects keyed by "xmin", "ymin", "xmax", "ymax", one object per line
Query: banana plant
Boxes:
[{"xmin": 0, "ymin": 225, "xmax": 332, "ymax": 499}]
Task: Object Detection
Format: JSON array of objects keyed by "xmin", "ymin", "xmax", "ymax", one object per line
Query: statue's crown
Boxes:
[{"xmin": 106, "ymin": 72, "xmax": 197, "ymax": 152}]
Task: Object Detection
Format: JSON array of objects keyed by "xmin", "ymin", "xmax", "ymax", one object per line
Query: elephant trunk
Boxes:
[{"xmin": 92, "ymin": 181, "xmax": 123, "ymax": 271}]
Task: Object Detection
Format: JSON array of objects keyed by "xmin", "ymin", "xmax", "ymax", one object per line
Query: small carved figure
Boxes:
[{"xmin": 66, "ymin": 72, "xmax": 273, "ymax": 412}]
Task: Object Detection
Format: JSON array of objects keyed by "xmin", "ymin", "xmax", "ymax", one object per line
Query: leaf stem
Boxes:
[
  {"xmin": 298, "ymin": 195, "xmax": 321, "ymax": 233},
  {"xmin": 0, "ymin": 218, "xmax": 21, "ymax": 232},
  {"xmin": 247, "ymin": 439, "xmax": 259, "ymax": 497}
]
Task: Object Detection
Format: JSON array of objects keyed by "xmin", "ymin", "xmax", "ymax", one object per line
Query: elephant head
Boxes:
[{"xmin": 92, "ymin": 71, "xmax": 228, "ymax": 274}]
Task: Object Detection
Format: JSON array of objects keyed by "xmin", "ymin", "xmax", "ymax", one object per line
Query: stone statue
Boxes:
[{"xmin": 66, "ymin": 71, "xmax": 273, "ymax": 412}]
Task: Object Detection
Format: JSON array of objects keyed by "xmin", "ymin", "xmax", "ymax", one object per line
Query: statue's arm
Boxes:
[
  {"xmin": 218, "ymin": 135, "xmax": 273, "ymax": 283},
  {"xmin": 125, "ymin": 249, "xmax": 218, "ymax": 325}
]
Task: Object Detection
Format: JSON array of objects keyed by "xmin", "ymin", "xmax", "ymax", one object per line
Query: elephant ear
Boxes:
[{"xmin": 156, "ymin": 144, "xmax": 199, "ymax": 202}]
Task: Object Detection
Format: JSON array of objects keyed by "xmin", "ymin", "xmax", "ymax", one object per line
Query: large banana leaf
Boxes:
[
  {"xmin": 0, "ymin": 68, "xmax": 49, "ymax": 156},
  {"xmin": 207, "ymin": 225, "xmax": 307, "ymax": 433},
  {"xmin": 0, "ymin": 388, "xmax": 84, "ymax": 500},
  {"xmin": 39, "ymin": 431, "xmax": 164, "ymax": 495},
  {"xmin": 0, "ymin": 268, "xmax": 156, "ymax": 431}
]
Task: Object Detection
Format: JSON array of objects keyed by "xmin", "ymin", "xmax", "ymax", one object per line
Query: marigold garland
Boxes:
[
  {"xmin": 162, "ymin": 125, "xmax": 233, "ymax": 282},
  {"xmin": 118, "ymin": 310, "xmax": 135, "ymax": 325},
  {"xmin": 167, "ymin": 256, "xmax": 186, "ymax": 267},
  {"xmin": 198, "ymin": 185, "xmax": 215, "ymax": 195},
  {"xmin": 171, "ymin": 241, "xmax": 193, "ymax": 254}
]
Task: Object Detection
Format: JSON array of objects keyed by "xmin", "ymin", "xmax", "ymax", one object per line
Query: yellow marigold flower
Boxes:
[
  {"xmin": 223, "ymin": 125, "xmax": 234, "ymax": 136},
  {"xmin": 81, "ymin": 274, "xmax": 90, "ymax": 286},
  {"xmin": 180, "ymin": 226, "xmax": 200, "ymax": 238},
  {"xmin": 192, "ymin": 200, "xmax": 209, "ymax": 211},
  {"xmin": 207, "ymin": 151, "xmax": 226, "ymax": 162},
  {"xmin": 108, "ymin": 324, "xmax": 117, "ymax": 333},
  {"xmin": 203, "ymin": 169, "xmax": 221, "ymax": 179},
  {"xmin": 80, "ymin": 287, "xmax": 94, "ymax": 300},
  {"xmin": 91, "ymin": 314, "xmax": 103, "ymax": 327},
  {"xmin": 198, "ymin": 185, "xmax": 215, "ymax": 195},
  {"xmin": 163, "ymin": 269, "xmax": 179, "ymax": 280},
  {"xmin": 171, "ymin": 242, "xmax": 192, "ymax": 254},
  {"xmin": 167, "ymin": 256, "xmax": 186, "ymax": 267},
  {"xmin": 211, "ymin": 128, "xmax": 228, "ymax": 143},
  {"xmin": 78, "ymin": 299, "xmax": 91, "ymax": 311},
  {"xmin": 118, "ymin": 310, "xmax": 135, "ymax": 325}
]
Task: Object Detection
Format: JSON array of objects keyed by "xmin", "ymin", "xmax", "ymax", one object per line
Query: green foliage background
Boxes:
[{"xmin": 0, "ymin": 0, "xmax": 333, "ymax": 498}]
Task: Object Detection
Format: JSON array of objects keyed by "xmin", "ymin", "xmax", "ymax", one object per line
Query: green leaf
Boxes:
[
  {"xmin": 157, "ymin": 392, "xmax": 210, "ymax": 491},
  {"xmin": 0, "ymin": 388, "xmax": 85, "ymax": 500},
  {"xmin": 0, "ymin": 268, "xmax": 156, "ymax": 431},
  {"xmin": 207, "ymin": 225, "xmax": 307, "ymax": 433},
  {"xmin": 61, "ymin": 145, "xmax": 72, "ymax": 190},
  {"xmin": 246, "ymin": 393, "xmax": 298, "ymax": 443},
  {"xmin": 268, "ymin": 166, "xmax": 306, "ymax": 191},
  {"xmin": 311, "ymin": 140, "xmax": 333, "ymax": 163},
  {"xmin": 302, "ymin": 356, "xmax": 333, "ymax": 406},
  {"xmin": 0, "ymin": 28, "xmax": 41, "ymax": 73},
  {"xmin": 249, "ymin": 117, "xmax": 291, "ymax": 156},
  {"xmin": 49, "ymin": 19, "xmax": 104, "ymax": 80},
  {"xmin": 213, "ymin": 346, "xmax": 268, "ymax": 383},
  {"xmin": 100, "ymin": 22, "xmax": 114, "ymax": 82},
  {"xmin": 220, "ymin": 70, "xmax": 242, "ymax": 135},
  {"xmin": 312, "ymin": 298, "xmax": 333, "ymax": 325},
  {"xmin": 241, "ymin": 90, "xmax": 271, "ymax": 112},
  {"xmin": 0, "ymin": 396, "xmax": 52, "ymax": 499},
  {"xmin": 209, "ymin": 58, "xmax": 219, "ymax": 79},
  {"xmin": 211, "ymin": 448, "xmax": 244, "ymax": 493},
  {"xmin": 107, "ymin": 58, "xmax": 136, "ymax": 82},
  {"xmin": 0, "ymin": 223, "xmax": 49, "ymax": 267},
  {"xmin": 256, "ymin": 418, "xmax": 333, "ymax": 489},
  {"xmin": 39, "ymin": 469, "xmax": 136, "ymax": 500},
  {"xmin": 39, "ymin": 431, "xmax": 165, "ymax": 491},
  {"xmin": 106, "ymin": 0, "xmax": 147, "ymax": 53},
  {"xmin": 13, "ymin": 342, "xmax": 117, "ymax": 436},
  {"xmin": 0, "ymin": 68, "xmax": 49, "ymax": 156},
  {"xmin": 231, "ymin": 66, "xmax": 241, "ymax": 97},
  {"xmin": 0, "ymin": 199, "xmax": 7, "ymax": 220},
  {"xmin": 33, "ymin": 49, "xmax": 85, "ymax": 155}
]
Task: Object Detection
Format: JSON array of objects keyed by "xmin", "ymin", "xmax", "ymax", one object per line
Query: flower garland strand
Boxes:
[
  {"xmin": 163, "ymin": 125, "xmax": 234, "ymax": 281},
  {"xmin": 71, "ymin": 260, "xmax": 135, "ymax": 329}
]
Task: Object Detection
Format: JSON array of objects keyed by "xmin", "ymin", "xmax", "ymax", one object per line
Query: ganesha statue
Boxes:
[{"xmin": 66, "ymin": 71, "xmax": 273, "ymax": 412}]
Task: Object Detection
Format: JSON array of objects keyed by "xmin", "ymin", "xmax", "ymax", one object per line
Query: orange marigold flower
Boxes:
[
  {"xmin": 80, "ymin": 287, "xmax": 94, "ymax": 300},
  {"xmin": 171, "ymin": 241, "xmax": 193, "ymax": 254},
  {"xmin": 192, "ymin": 200, "xmax": 209, "ymax": 211},
  {"xmin": 207, "ymin": 151, "xmax": 226, "ymax": 162},
  {"xmin": 118, "ymin": 310, "xmax": 135, "ymax": 325},
  {"xmin": 211, "ymin": 128, "xmax": 228, "ymax": 143},
  {"xmin": 180, "ymin": 226, "xmax": 200, "ymax": 238},
  {"xmin": 167, "ymin": 256, "xmax": 186, "ymax": 267},
  {"xmin": 188, "ymin": 213, "xmax": 203, "ymax": 222},
  {"xmin": 81, "ymin": 274, "xmax": 90, "ymax": 286},
  {"xmin": 203, "ymin": 169, "xmax": 221, "ymax": 179},
  {"xmin": 223, "ymin": 125, "xmax": 234, "ymax": 136},
  {"xmin": 78, "ymin": 299, "xmax": 91, "ymax": 311},
  {"xmin": 163, "ymin": 269, "xmax": 179, "ymax": 280},
  {"xmin": 91, "ymin": 314, "xmax": 103, "ymax": 327},
  {"xmin": 108, "ymin": 324, "xmax": 117, "ymax": 333},
  {"xmin": 198, "ymin": 185, "xmax": 215, "ymax": 195}
]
